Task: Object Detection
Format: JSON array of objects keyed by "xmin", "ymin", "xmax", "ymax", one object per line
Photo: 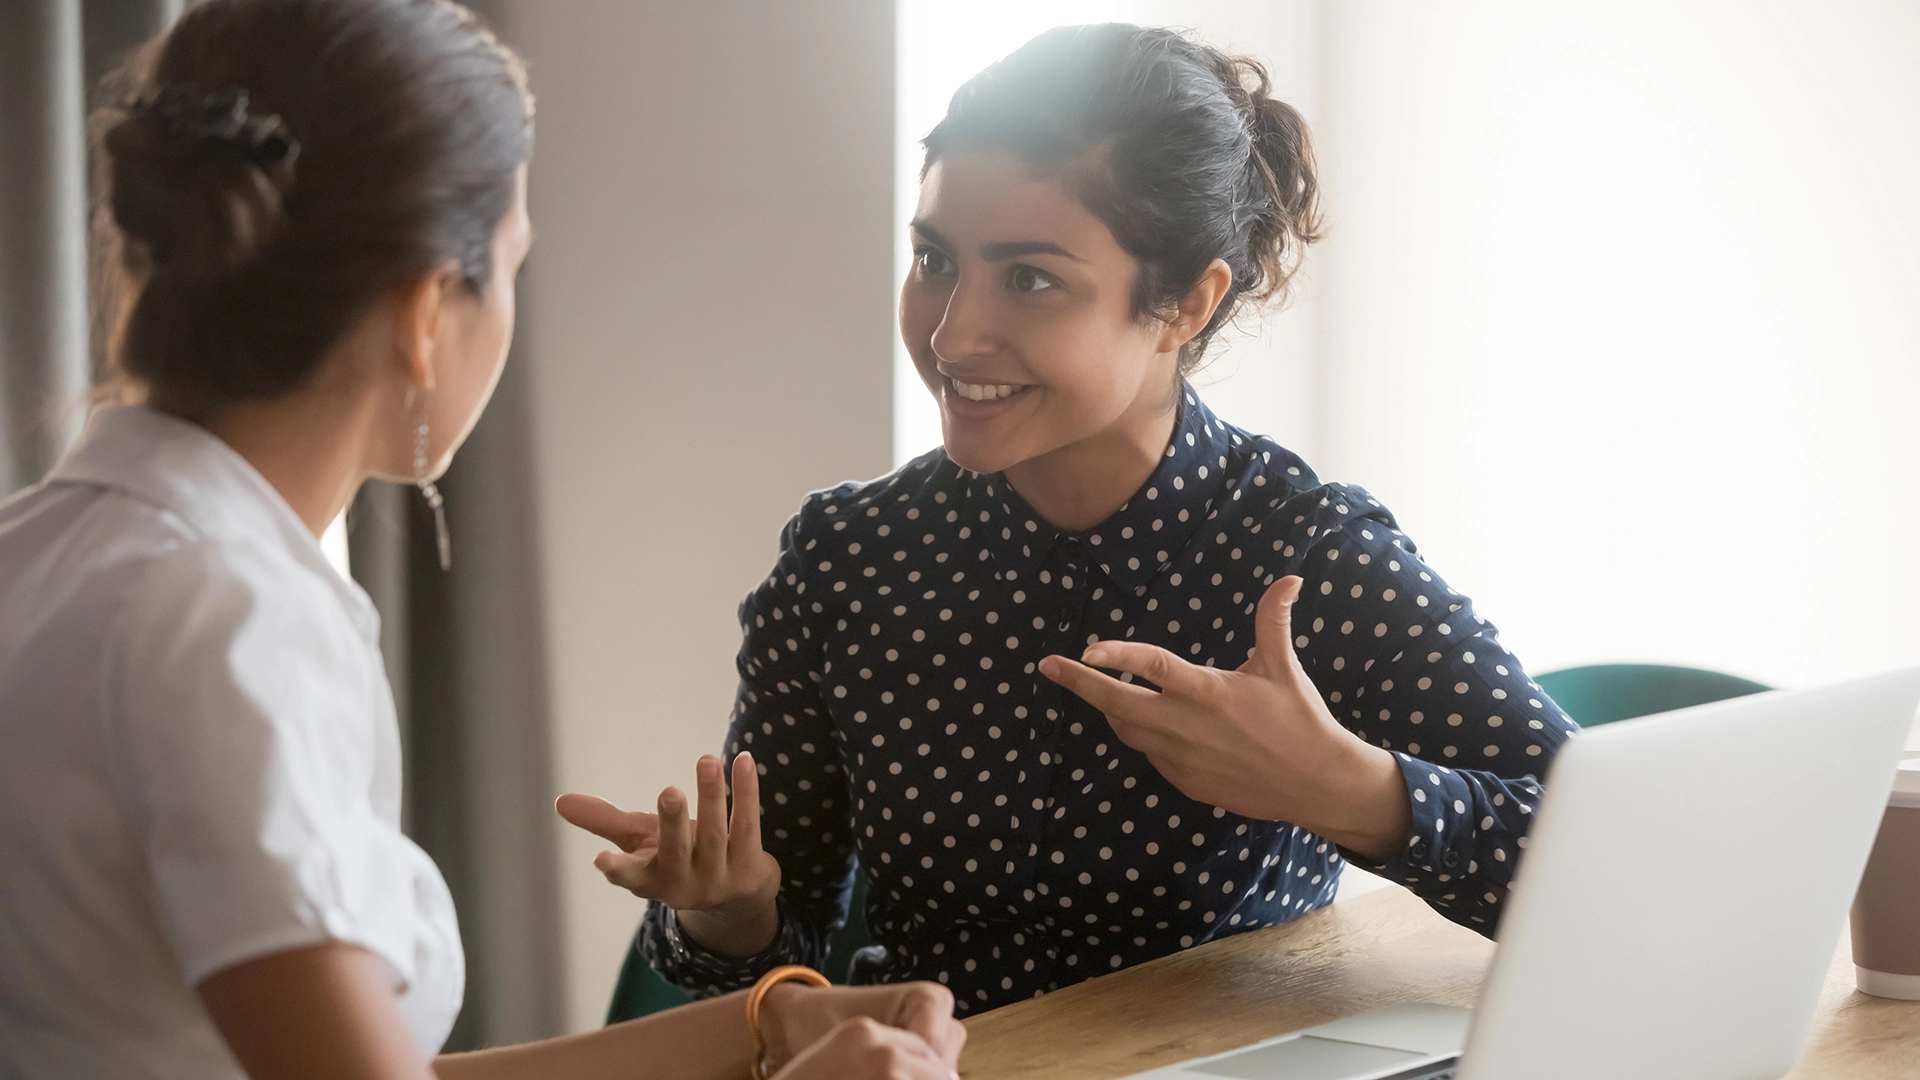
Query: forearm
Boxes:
[
  {"xmin": 434, "ymin": 990, "xmax": 755, "ymax": 1080},
  {"xmin": 1300, "ymin": 741, "xmax": 1414, "ymax": 863}
]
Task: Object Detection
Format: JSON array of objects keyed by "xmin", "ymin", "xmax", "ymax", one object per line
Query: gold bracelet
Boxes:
[{"xmin": 746, "ymin": 964, "xmax": 831, "ymax": 1080}]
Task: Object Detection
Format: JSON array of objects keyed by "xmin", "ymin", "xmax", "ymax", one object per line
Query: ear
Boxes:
[
  {"xmin": 1158, "ymin": 258, "xmax": 1234, "ymax": 354},
  {"xmin": 390, "ymin": 261, "xmax": 462, "ymax": 392}
]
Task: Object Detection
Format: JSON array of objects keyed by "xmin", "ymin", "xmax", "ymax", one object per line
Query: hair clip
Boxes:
[{"xmin": 131, "ymin": 85, "xmax": 301, "ymax": 168}]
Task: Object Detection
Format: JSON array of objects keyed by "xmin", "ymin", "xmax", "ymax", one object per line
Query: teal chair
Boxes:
[
  {"xmin": 606, "ymin": 870, "xmax": 874, "ymax": 1023},
  {"xmin": 1534, "ymin": 663, "xmax": 1770, "ymax": 728}
]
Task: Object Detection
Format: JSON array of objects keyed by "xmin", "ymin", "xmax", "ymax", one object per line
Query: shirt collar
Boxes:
[
  {"xmin": 47, "ymin": 404, "xmax": 381, "ymax": 642},
  {"xmin": 965, "ymin": 385, "xmax": 1239, "ymax": 595}
]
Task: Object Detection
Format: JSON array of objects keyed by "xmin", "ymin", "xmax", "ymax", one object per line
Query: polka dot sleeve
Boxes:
[
  {"xmin": 639, "ymin": 497, "xmax": 861, "ymax": 995},
  {"xmin": 1280, "ymin": 484, "xmax": 1578, "ymax": 931}
]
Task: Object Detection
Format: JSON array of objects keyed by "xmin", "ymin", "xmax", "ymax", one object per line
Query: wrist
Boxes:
[
  {"xmin": 1313, "ymin": 740, "xmax": 1413, "ymax": 862},
  {"xmin": 677, "ymin": 889, "xmax": 781, "ymax": 959},
  {"xmin": 754, "ymin": 981, "xmax": 812, "ymax": 1073},
  {"xmin": 745, "ymin": 968, "xmax": 830, "ymax": 1080}
]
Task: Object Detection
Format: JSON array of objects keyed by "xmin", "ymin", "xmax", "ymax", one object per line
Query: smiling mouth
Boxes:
[{"xmin": 946, "ymin": 376, "xmax": 1031, "ymax": 402}]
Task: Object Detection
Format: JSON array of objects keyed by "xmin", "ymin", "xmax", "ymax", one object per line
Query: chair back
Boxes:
[{"xmin": 1534, "ymin": 663, "xmax": 1769, "ymax": 728}]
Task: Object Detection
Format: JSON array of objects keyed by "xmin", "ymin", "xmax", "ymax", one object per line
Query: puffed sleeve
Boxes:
[
  {"xmin": 105, "ymin": 542, "xmax": 461, "ymax": 1000},
  {"xmin": 1281, "ymin": 485, "xmax": 1579, "ymax": 933},
  {"xmin": 642, "ymin": 492, "xmax": 860, "ymax": 995}
]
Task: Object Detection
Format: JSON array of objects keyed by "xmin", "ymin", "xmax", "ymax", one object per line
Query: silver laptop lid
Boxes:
[{"xmin": 1459, "ymin": 668, "xmax": 1920, "ymax": 1080}]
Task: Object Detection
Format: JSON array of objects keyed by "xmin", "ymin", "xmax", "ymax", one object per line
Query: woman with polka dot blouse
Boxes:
[{"xmin": 560, "ymin": 24, "xmax": 1577, "ymax": 1015}]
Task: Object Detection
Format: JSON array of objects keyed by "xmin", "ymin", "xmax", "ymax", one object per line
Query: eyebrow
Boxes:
[{"xmin": 911, "ymin": 220, "xmax": 1084, "ymax": 263}]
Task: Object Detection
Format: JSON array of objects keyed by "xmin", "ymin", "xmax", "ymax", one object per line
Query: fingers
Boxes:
[
  {"xmin": 654, "ymin": 785, "xmax": 693, "ymax": 874},
  {"xmin": 773, "ymin": 1016, "xmax": 954, "ymax": 1080},
  {"xmin": 891, "ymin": 983, "xmax": 966, "ymax": 1065},
  {"xmin": 559, "ymin": 792, "xmax": 667, "ymax": 899},
  {"xmin": 729, "ymin": 751, "xmax": 764, "ymax": 864},
  {"xmin": 934, "ymin": 1016, "xmax": 967, "ymax": 1069},
  {"xmin": 1245, "ymin": 575, "xmax": 1307, "ymax": 682},
  {"xmin": 1038, "ymin": 654, "xmax": 1164, "ymax": 718},
  {"xmin": 1040, "ymin": 655, "xmax": 1179, "ymax": 753},
  {"xmin": 765, "ymin": 984, "xmax": 962, "ymax": 1078},
  {"xmin": 562, "ymin": 758, "xmax": 756, "ymax": 908},
  {"xmin": 554, "ymin": 793, "xmax": 659, "ymax": 852},
  {"xmin": 693, "ymin": 755, "xmax": 730, "ymax": 871},
  {"xmin": 592, "ymin": 848, "xmax": 661, "ymax": 896},
  {"xmin": 1079, "ymin": 639, "xmax": 1209, "ymax": 698}
]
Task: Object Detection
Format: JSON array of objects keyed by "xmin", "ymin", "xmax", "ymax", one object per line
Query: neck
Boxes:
[
  {"xmin": 181, "ymin": 384, "xmax": 382, "ymax": 538},
  {"xmin": 1003, "ymin": 382, "xmax": 1181, "ymax": 533}
]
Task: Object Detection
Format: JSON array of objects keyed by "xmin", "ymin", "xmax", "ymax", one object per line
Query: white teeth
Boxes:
[{"xmin": 952, "ymin": 378, "xmax": 1021, "ymax": 401}]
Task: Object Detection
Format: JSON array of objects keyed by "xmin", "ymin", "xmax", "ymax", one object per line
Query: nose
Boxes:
[{"xmin": 928, "ymin": 270, "xmax": 999, "ymax": 370}]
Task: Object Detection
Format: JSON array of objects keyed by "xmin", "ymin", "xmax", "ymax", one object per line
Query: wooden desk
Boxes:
[{"xmin": 959, "ymin": 884, "xmax": 1920, "ymax": 1080}]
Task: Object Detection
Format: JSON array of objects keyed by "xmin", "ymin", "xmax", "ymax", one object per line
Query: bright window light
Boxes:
[{"xmin": 320, "ymin": 510, "xmax": 351, "ymax": 579}]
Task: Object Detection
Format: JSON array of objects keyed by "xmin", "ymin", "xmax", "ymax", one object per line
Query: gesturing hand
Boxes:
[
  {"xmin": 1038, "ymin": 575, "xmax": 1413, "ymax": 862},
  {"xmin": 555, "ymin": 751, "xmax": 782, "ymax": 957},
  {"xmin": 762, "ymin": 982, "xmax": 965, "ymax": 1080}
]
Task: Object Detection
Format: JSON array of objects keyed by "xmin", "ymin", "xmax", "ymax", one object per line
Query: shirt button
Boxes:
[
  {"xmin": 1410, "ymin": 839, "xmax": 1429, "ymax": 859},
  {"xmin": 1442, "ymin": 851, "xmax": 1461, "ymax": 870},
  {"xmin": 1038, "ymin": 716, "xmax": 1057, "ymax": 736}
]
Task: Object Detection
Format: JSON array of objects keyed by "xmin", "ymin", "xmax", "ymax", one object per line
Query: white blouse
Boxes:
[{"xmin": 0, "ymin": 406, "xmax": 463, "ymax": 1079}]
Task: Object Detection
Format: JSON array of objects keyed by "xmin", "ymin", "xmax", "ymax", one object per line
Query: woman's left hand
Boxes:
[
  {"xmin": 1038, "ymin": 575, "xmax": 1413, "ymax": 862},
  {"xmin": 759, "ymin": 982, "xmax": 965, "ymax": 1078}
]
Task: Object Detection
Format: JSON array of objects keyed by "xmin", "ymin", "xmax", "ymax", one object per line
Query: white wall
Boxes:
[
  {"xmin": 511, "ymin": 1, "xmax": 896, "ymax": 1031},
  {"xmin": 1313, "ymin": 1, "xmax": 1920, "ymax": 687}
]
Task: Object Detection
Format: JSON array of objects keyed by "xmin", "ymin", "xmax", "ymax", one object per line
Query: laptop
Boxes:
[{"xmin": 1118, "ymin": 667, "xmax": 1920, "ymax": 1080}]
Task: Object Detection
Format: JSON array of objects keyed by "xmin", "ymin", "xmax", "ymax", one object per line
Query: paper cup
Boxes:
[{"xmin": 1852, "ymin": 756, "xmax": 1920, "ymax": 999}]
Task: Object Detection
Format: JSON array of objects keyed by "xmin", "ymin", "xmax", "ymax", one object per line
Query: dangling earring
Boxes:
[{"xmin": 409, "ymin": 389, "xmax": 452, "ymax": 571}]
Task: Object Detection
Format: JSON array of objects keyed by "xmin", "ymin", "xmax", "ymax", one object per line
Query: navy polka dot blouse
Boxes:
[{"xmin": 641, "ymin": 388, "xmax": 1577, "ymax": 1014}]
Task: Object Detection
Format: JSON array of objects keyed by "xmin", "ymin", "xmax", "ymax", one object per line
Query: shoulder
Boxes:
[
  {"xmin": 1, "ymin": 475, "xmax": 205, "ymax": 578},
  {"xmin": 1209, "ymin": 426, "xmax": 1406, "ymax": 553},
  {"xmin": 786, "ymin": 447, "xmax": 966, "ymax": 544},
  {"xmin": 123, "ymin": 531, "xmax": 350, "ymax": 633},
  {"xmin": 1224, "ymin": 426, "xmax": 1321, "ymax": 494},
  {"xmin": 1273, "ymin": 482, "xmax": 1403, "ymax": 541},
  {"xmin": 102, "ymin": 534, "xmax": 393, "ymax": 849},
  {"xmin": 4, "ymin": 473, "xmax": 360, "ymax": 647},
  {"xmin": 3, "ymin": 482, "xmax": 225, "ymax": 691},
  {"xmin": 113, "ymin": 534, "xmax": 379, "ymax": 727}
]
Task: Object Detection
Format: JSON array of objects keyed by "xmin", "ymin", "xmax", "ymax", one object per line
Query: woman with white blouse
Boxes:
[{"xmin": 0, "ymin": 2, "xmax": 960, "ymax": 1078}]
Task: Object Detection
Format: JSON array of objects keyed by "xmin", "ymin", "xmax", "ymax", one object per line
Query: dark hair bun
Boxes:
[
  {"xmin": 91, "ymin": 0, "xmax": 532, "ymax": 414},
  {"xmin": 102, "ymin": 102, "xmax": 295, "ymax": 279},
  {"xmin": 1203, "ymin": 53, "xmax": 1322, "ymax": 310}
]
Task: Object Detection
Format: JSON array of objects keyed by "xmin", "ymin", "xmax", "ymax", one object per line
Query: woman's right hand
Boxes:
[
  {"xmin": 555, "ymin": 751, "xmax": 782, "ymax": 957},
  {"xmin": 773, "ymin": 1017, "xmax": 960, "ymax": 1080}
]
